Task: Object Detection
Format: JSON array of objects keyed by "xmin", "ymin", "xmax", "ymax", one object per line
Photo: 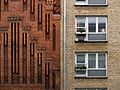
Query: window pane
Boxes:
[
  {"xmin": 98, "ymin": 54, "xmax": 106, "ymax": 68},
  {"xmin": 88, "ymin": 54, "xmax": 96, "ymax": 68},
  {"xmin": 75, "ymin": 89, "xmax": 86, "ymax": 90},
  {"xmin": 98, "ymin": 17, "xmax": 107, "ymax": 32},
  {"xmin": 76, "ymin": 0, "xmax": 86, "ymax": 1},
  {"xmin": 77, "ymin": 64, "xmax": 86, "ymax": 67},
  {"xmin": 88, "ymin": 70, "xmax": 106, "ymax": 76},
  {"xmin": 76, "ymin": 17, "xmax": 86, "ymax": 27},
  {"xmin": 77, "ymin": 54, "xmax": 85, "ymax": 63},
  {"xmin": 97, "ymin": 89, "xmax": 107, "ymax": 90},
  {"xmin": 88, "ymin": 34, "xmax": 106, "ymax": 41},
  {"xmin": 88, "ymin": 89, "xmax": 96, "ymax": 90},
  {"xmin": 89, "ymin": 54, "xmax": 96, "ymax": 60},
  {"xmin": 76, "ymin": 69, "xmax": 86, "ymax": 75},
  {"xmin": 75, "ymin": 88, "xmax": 107, "ymax": 90},
  {"xmin": 88, "ymin": 60, "xmax": 96, "ymax": 68},
  {"xmin": 88, "ymin": 0, "xmax": 106, "ymax": 4},
  {"xmin": 88, "ymin": 17, "xmax": 96, "ymax": 32}
]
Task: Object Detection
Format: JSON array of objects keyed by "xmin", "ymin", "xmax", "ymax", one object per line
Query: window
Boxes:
[
  {"xmin": 75, "ymin": 0, "xmax": 107, "ymax": 5},
  {"xmin": 75, "ymin": 53, "xmax": 107, "ymax": 77},
  {"xmin": 75, "ymin": 88, "xmax": 107, "ymax": 90},
  {"xmin": 75, "ymin": 16, "xmax": 107, "ymax": 42}
]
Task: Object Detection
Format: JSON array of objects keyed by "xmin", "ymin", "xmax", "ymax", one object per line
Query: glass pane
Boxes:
[
  {"xmin": 76, "ymin": 69, "xmax": 86, "ymax": 75},
  {"xmin": 98, "ymin": 54, "xmax": 106, "ymax": 68},
  {"xmin": 76, "ymin": 17, "xmax": 86, "ymax": 27},
  {"xmin": 76, "ymin": 64, "xmax": 86, "ymax": 68},
  {"xmin": 89, "ymin": 54, "xmax": 96, "ymax": 60},
  {"xmin": 88, "ymin": 54, "xmax": 96, "ymax": 68},
  {"xmin": 75, "ymin": 88, "xmax": 106, "ymax": 90},
  {"xmin": 88, "ymin": 17, "xmax": 96, "ymax": 32},
  {"xmin": 77, "ymin": 54, "xmax": 85, "ymax": 63},
  {"xmin": 76, "ymin": 0, "xmax": 86, "ymax": 1},
  {"xmin": 88, "ymin": 60, "xmax": 96, "ymax": 68},
  {"xmin": 98, "ymin": 17, "xmax": 107, "ymax": 32},
  {"xmin": 88, "ymin": 0, "xmax": 106, "ymax": 4},
  {"xmin": 75, "ymin": 89, "xmax": 86, "ymax": 90},
  {"xmin": 97, "ymin": 89, "xmax": 107, "ymax": 90},
  {"xmin": 88, "ymin": 70, "xmax": 106, "ymax": 76},
  {"xmin": 88, "ymin": 34, "xmax": 106, "ymax": 41}
]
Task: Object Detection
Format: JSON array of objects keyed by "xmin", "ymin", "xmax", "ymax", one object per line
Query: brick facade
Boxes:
[
  {"xmin": 62, "ymin": 0, "xmax": 120, "ymax": 90},
  {"xmin": 0, "ymin": 0, "xmax": 60, "ymax": 90}
]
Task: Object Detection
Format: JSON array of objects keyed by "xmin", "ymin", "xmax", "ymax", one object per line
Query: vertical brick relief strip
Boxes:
[
  {"xmin": 17, "ymin": 23, "xmax": 19, "ymax": 75},
  {"xmin": 30, "ymin": 43, "xmax": 34, "ymax": 83},
  {"xmin": 11, "ymin": 23, "xmax": 13, "ymax": 82},
  {"xmin": 11, "ymin": 23, "xmax": 19, "ymax": 84},
  {"xmin": 48, "ymin": 14, "xmax": 50, "ymax": 39},
  {"xmin": 38, "ymin": 53, "xmax": 42, "ymax": 83},
  {"xmin": 45, "ymin": 14, "xmax": 47, "ymax": 39},
  {"xmin": 52, "ymin": 72, "xmax": 56, "ymax": 89},
  {"xmin": 23, "ymin": 0, "xmax": 27, "ymax": 11},
  {"xmin": 38, "ymin": 4, "xmax": 42, "ymax": 31},
  {"xmin": 30, "ymin": 0, "xmax": 35, "ymax": 21},
  {"xmin": 45, "ymin": 63, "xmax": 50, "ymax": 89},
  {"xmin": 22, "ymin": 33, "xmax": 27, "ymax": 83},
  {"xmin": 45, "ymin": 14, "xmax": 50, "ymax": 39},
  {"xmin": 0, "ymin": 0, "xmax": 1, "ymax": 20},
  {"xmin": 53, "ymin": 24, "xmax": 56, "ymax": 50},
  {"xmin": 0, "ymin": 43, "xmax": 1, "ymax": 84},
  {"xmin": 4, "ymin": 33, "xmax": 8, "ymax": 83},
  {"xmin": 16, "ymin": 23, "xmax": 20, "ymax": 83},
  {"xmin": 14, "ymin": 23, "xmax": 16, "ymax": 74},
  {"xmin": 4, "ymin": 0, "xmax": 8, "ymax": 11}
]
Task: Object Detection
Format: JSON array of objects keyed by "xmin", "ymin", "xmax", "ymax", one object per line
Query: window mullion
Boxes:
[
  {"xmin": 106, "ymin": 53, "xmax": 107, "ymax": 69},
  {"xmin": 86, "ymin": 17, "xmax": 88, "ymax": 33},
  {"xmin": 106, "ymin": 53, "xmax": 107, "ymax": 76},
  {"xmin": 75, "ymin": 54, "xmax": 77, "ymax": 65},
  {"xmin": 86, "ymin": 53, "xmax": 88, "ymax": 76},
  {"xmin": 106, "ymin": 17, "xmax": 107, "ymax": 33},
  {"xmin": 96, "ymin": 17, "xmax": 98, "ymax": 33},
  {"xmin": 86, "ymin": 17, "xmax": 88, "ymax": 41},
  {"xmin": 75, "ymin": 17, "xmax": 77, "ymax": 29},
  {"xmin": 86, "ymin": 0, "xmax": 88, "ymax": 5},
  {"xmin": 96, "ymin": 53, "xmax": 98, "ymax": 69}
]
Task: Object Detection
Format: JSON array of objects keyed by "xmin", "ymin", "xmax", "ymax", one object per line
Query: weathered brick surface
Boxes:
[
  {"xmin": 62, "ymin": 0, "xmax": 120, "ymax": 90},
  {"xmin": 0, "ymin": 0, "xmax": 60, "ymax": 90}
]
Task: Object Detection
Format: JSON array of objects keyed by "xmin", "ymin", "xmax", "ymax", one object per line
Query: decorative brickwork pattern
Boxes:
[{"xmin": 0, "ymin": 0, "xmax": 60, "ymax": 90}]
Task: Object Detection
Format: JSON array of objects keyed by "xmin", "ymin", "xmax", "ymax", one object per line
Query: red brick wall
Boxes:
[{"xmin": 0, "ymin": 0, "xmax": 60, "ymax": 90}]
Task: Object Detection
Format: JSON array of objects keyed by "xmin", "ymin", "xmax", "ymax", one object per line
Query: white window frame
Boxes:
[
  {"xmin": 75, "ymin": 53, "xmax": 107, "ymax": 77},
  {"xmin": 75, "ymin": 0, "xmax": 108, "ymax": 6},
  {"xmin": 75, "ymin": 16, "xmax": 107, "ymax": 41}
]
